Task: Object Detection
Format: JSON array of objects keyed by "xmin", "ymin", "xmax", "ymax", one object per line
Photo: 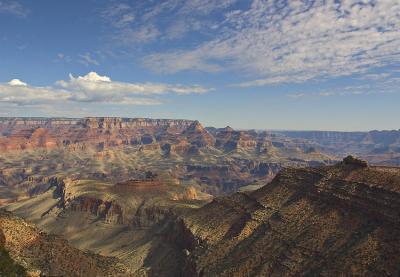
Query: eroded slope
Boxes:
[
  {"xmin": 0, "ymin": 209, "xmax": 132, "ymax": 276},
  {"xmin": 179, "ymin": 158, "xmax": 400, "ymax": 276}
]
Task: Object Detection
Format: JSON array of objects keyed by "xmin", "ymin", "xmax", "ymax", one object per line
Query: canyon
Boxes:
[
  {"xmin": 1, "ymin": 156, "xmax": 399, "ymax": 276},
  {"xmin": 0, "ymin": 117, "xmax": 399, "ymax": 276}
]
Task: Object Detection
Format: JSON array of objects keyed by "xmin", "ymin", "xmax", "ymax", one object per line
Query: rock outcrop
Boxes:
[
  {"xmin": 175, "ymin": 158, "xmax": 400, "ymax": 276},
  {"xmin": 342, "ymin": 155, "xmax": 368, "ymax": 167}
]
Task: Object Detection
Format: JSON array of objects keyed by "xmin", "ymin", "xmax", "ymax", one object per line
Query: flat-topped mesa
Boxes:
[
  {"xmin": 80, "ymin": 117, "xmax": 195, "ymax": 130},
  {"xmin": 80, "ymin": 117, "xmax": 123, "ymax": 129},
  {"xmin": 0, "ymin": 117, "xmax": 80, "ymax": 128},
  {"xmin": 0, "ymin": 117, "xmax": 198, "ymax": 151},
  {"xmin": 0, "ymin": 117, "xmax": 195, "ymax": 130}
]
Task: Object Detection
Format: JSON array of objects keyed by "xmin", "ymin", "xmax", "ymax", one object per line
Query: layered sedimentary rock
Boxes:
[
  {"xmin": 175, "ymin": 157, "xmax": 400, "ymax": 276},
  {"xmin": 0, "ymin": 117, "xmax": 335, "ymax": 199},
  {"xmin": 4, "ymin": 155, "xmax": 400, "ymax": 276},
  {"xmin": 0, "ymin": 117, "xmax": 327, "ymax": 158},
  {"xmin": 0, "ymin": 117, "xmax": 195, "ymax": 151}
]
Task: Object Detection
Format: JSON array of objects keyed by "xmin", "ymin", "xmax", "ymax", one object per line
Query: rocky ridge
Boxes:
[{"xmin": 173, "ymin": 157, "xmax": 400, "ymax": 276}]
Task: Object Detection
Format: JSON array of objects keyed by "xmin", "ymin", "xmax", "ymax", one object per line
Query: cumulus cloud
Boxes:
[
  {"xmin": 141, "ymin": 0, "xmax": 400, "ymax": 86},
  {"xmin": 8, "ymin": 79, "xmax": 27, "ymax": 86},
  {"xmin": 0, "ymin": 72, "xmax": 212, "ymax": 106}
]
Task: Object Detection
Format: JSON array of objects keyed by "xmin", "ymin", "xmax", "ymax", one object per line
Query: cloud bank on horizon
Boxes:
[{"xmin": 0, "ymin": 72, "xmax": 211, "ymax": 106}]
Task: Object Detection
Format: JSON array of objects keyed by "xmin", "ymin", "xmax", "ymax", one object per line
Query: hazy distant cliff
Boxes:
[{"xmin": 0, "ymin": 117, "xmax": 194, "ymax": 129}]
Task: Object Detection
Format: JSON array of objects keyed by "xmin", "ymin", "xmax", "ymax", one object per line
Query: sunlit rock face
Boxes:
[{"xmin": 0, "ymin": 117, "xmax": 195, "ymax": 151}]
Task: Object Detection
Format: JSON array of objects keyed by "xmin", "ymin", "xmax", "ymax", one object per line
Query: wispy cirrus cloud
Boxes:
[
  {"xmin": 288, "ymin": 74, "xmax": 400, "ymax": 99},
  {"xmin": 0, "ymin": 72, "xmax": 212, "ymax": 107},
  {"xmin": 138, "ymin": 0, "xmax": 400, "ymax": 87},
  {"xmin": 0, "ymin": 0, "xmax": 28, "ymax": 17},
  {"xmin": 101, "ymin": 3, "xmax": 135, "ymax": 28},
  {"xmin": 78, "ymin": 53, "xmax": 100, "ymax": 66}
]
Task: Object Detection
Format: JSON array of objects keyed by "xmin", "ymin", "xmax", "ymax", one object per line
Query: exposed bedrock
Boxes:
[{"xmin": 163, "ymin": 158, "xmax": 400, "ymax": 276}]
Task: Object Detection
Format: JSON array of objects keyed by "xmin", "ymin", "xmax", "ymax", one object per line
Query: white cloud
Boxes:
[
  {"xmin": 78, "ymin": 53, "xmax": 100, "ymax": 66},
  {"xmin": 144, "ymin": 50, "xmax": 222, "ymax": 73},
  {"xmin": 356, "ymin": 72, "xmax": 392, "ymax": 80},
  {"xmin": 55, "ymin": 53, "xmax": 72, "ymax": 63},
  {"xmin": 142, "ymin": 0, "xmax": 400, "ymax": 86},
  {"xmin": 0, "ymin": 72, "xmax": 212, "ymax": 106},
  {"xmin": 101, "ymin": 0, "xmax": 239, "ymax": 45},
  {"xmin": 0, "ymin": 0, "xmax": 28, "ymax": 17},
  {"xmin": 287, "ymin": 81, "xmax": 400, "ymax": 99},
  {"xmin": 8, "ymin": 79, "xmax": 27, "ymax": 86},
  {"xmin": 101, "ymin": 3, "xmax": 135, "ymax": 28},
  {"xmin": 0, "ymin": 83, "xmax": 69, "ymax": 106},
  {"xmin": 115, "ymin": 25, "xmax": 161, "ymax": 44}
]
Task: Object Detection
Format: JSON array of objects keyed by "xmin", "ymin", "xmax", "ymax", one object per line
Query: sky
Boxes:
[{"xmin": 0, "ymin": 0, "xmax": 400, "ymax": 131}]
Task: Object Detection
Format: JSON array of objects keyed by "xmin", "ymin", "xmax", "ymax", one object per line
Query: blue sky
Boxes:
[{"xmin": 0, "ymin": 0, "xmax": 400, "ymax": 131}]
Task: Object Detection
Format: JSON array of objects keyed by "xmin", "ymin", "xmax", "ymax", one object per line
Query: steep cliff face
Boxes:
[
  {"xmin": 0, "ymin": 117, "xmax": 194, "ymax": 129},
  {"xmin": 0, "ymin": 117, "xmax": 195, "ymax": 151},
  {"xmin": 69, "ymin": 197, "xmax": 124, "ymax": 224},
  {"xmin": 176, "ymin": 158, "xmax": 400, "ymax": 276},
  {"xmin": 80, "ymin": 117, "xmax": 194, "ymax": 130}
]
